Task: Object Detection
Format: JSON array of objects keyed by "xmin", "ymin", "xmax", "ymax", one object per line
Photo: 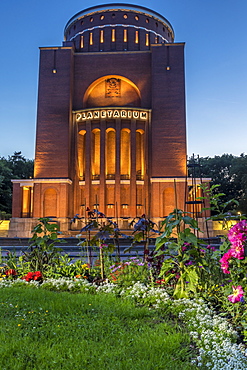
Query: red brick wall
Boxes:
[{"xmin": 34, "ymin": 48, "xmax": 74, "ymax": 179}]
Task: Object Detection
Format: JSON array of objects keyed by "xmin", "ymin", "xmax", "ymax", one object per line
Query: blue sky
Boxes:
[{"xmin": 0, "ymin": 0, "xmax": 246, "ymax": 160}]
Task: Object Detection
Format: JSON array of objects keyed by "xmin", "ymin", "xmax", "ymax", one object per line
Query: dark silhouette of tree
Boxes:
[
  {"xmin": 0, "ymin": 152, "xmax": 34, "ymax": 216},
  {"xmin": 188, "ymin": 154, "xmax": 247, "ymax": 215}
]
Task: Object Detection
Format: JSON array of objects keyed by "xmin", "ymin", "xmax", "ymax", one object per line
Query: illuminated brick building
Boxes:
[{"xmin": 10, "ymin": 3, "xmax": 192, "ymax": 237}]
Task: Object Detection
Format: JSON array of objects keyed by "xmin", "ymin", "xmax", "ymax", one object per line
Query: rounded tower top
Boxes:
[{"xmin": 63, "ymin": 3, "xmax": 175, "ymax": 52}]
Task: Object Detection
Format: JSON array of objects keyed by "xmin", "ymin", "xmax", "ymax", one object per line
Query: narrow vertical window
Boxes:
[
  {"xmin": 89, "ymin": 32, "xmax": 93, "ymax": 45},
  {"xmin": 100, "ymin": 29, "xmax": 104, "ymax": 43},
  {"xmin": 145, "ymin": 33, "xmax": 149, "ymax": 46},
  {"xmin": 106, "ymin": 129, "xmax": 116, "ymax": 179},
  {"xmin": 111, "ymin": 29, "xmax": 115, "ymax": 42},
  {"xmin": 92, "ymin": 129, "xmax": 100, "ymax": 179},
  {"xmin": 80, "ymin": 35, "xmax": 84, "ymax": 48},
  {"xmin": 120, "ymin": 129, "xmax": 130, "ymax": 179},
  {"xmin": 135, "ymin": 30, "xmax": 139, "ymax": 44},
  {"xmin": 124, "ymin": 29, "xmax": 127, "ymax": 42},
  {"xmin": 155, "ymin": 36, "xmax": 158, "ymax": 44}
]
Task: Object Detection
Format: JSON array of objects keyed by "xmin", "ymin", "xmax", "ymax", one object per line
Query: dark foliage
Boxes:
[
  {"xmin": 0, "ymin": 151, "xmax": 34, "ymax": 215},
  {"xmin": 188, "ymin": 153, "xmax": 247, "ymax": 215}
]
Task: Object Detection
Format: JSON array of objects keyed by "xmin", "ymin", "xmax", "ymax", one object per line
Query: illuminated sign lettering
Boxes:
[{"xmin": 75, "ymin": 109, "xmax": 148, "ymax": 122}]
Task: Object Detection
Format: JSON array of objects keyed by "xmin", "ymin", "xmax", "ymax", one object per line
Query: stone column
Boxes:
[
  {"xmin": 100, "ymin": 121, "xmax": 106, "ymax": 214},
  {"xmin": 130, "ymin": 119, "xmax": 137, "ymax": 217},
  {"xmin": 85, "ymin": 120, "xmax": 91, "ymax": 209}
]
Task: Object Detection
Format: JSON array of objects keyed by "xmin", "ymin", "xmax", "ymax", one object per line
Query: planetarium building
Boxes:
[{"xmin": 10, "ymin": 3, "xmax": 196, "ymax": 236}]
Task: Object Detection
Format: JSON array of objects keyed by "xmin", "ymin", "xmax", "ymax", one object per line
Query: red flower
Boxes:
[
  {"xmin": 33, "ymin": 271, "xmax": 43, "ymax": 281},
  {"xmin": 5, "ymin": 269, "xmax": 17, "ymax": 276},
  {"xmin": 22, "ymin": 271, "xmax": 43, "ymax": 282}
]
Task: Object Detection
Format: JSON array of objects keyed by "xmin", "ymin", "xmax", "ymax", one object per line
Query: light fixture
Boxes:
[
  {"xmin": 107, "ymin": 204, "xmax": 114, "ymax": 209},
  {"xmin": 52, "ymin": 69, "xmax": 57, "ymax": 74}
]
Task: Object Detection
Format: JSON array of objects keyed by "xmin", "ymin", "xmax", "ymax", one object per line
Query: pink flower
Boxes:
[
  {"xmin": 228, "ymin": 221, "xmax": 247, "ymax": 259},
  {"xmin": 228, "ymin": 285, "xmax": 244, "ymax": 303},
  {"xmin": 220, "ymin": 250, "xmax": 233, "ymax": 274}
]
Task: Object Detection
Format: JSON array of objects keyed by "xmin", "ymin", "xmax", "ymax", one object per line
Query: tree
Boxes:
[
  {"xmin": 188, "ymin": 154, "xmax": 247, "ymax": 215},
  {"xmin": 0, "ymin": 152, "xmax": 34, "ymax": 216}
]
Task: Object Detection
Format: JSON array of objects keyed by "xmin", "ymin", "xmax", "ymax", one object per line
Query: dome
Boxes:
[{"xmin": 63, "ymin": 3, "xmax": 174, "ymax": 52}]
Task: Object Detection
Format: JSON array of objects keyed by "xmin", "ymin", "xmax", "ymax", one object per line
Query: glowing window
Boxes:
[
  {"xmin": 80, "ymin": 35, "xmax": 84, "ymax": 48},
  {"xmin": 123, "ymin": 14, "xmax": 128, "ymax": 19},
  {"xmin": 146, "ymin": 18, "xmax": 149, "ymax": 23},
  {"xmin": 90, "ymin": 32, "xmax": 93, "ymax": 45},
  {"xmin": 135, "ymin": 15, "xmax": 139, "ymax": 21},
  {"xmin": 155, "ymin": 36, "xmax": 158, "ymax": 44},
  {"xmin": 100, "ymin": 15, "xmax": 104, "ymax": 20},
  {"xmin": 135, "ymin": 30, "xmax": 139, "ymax": 44},
  {"xmin": 145, "ymin": 33, "xmax": 149, "ymax": 46},
  {"xmin": 100, "ymin": 30, "xmax": 104, "ymax": 43},
  {"xmin": 124, "ymin": 29, "xmax": 127, "ymax": 42},
  {"xmin": 90, "ymin": 17, "xmax": 94, "ymax": 22},
  {"xmin": 111, "ymin": 29, "xmax": 115, "ymax": 42}
]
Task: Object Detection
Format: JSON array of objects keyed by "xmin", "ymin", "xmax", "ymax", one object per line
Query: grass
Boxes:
[{"xmin": 0, "ymin": 287, "xmax": 198, "ymax": 370}]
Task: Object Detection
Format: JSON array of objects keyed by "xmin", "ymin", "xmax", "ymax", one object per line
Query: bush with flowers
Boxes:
[
  {"xmin": 107, "ymin": 257, "xmax": 149, "ymax": 286},
  {"xmin": 3, "ymin": 192, "xmax": 247, "ymax": 367},
  {"xmin": 209, "ymin": 220, "xmax": 247, "ymax": 339}
]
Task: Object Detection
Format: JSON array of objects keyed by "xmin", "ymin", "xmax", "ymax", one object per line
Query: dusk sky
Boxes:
[{"xmin": 0, "ymin": 0, "xmax": 246, "ymax": 160}]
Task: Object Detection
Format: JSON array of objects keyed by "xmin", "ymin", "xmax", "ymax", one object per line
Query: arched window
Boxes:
[
  {"xmin": 120, "ymin": 129, "xmax": 130, "ymax": 180},
  {"xmin": 92, "ymin": 129, "xmax": 100, "ymax": 180},
  {"xmin": 136, "ymin": 129, "xmax": 144, "ymax": 180},
  {"xmin": 78, "ymin": 130, "xmax": 86, "ymax": 180},
  {"xmin": 106, "ymin": 128, "xmax": 116, "ymax": 179}
]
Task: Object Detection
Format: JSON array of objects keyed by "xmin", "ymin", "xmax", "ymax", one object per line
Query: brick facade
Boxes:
[{"xmin": 10, "ymin": 4, "xmax": 207, "ymax": 237}]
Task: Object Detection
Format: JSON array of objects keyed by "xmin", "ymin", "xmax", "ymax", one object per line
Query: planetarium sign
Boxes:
[{"xmin": 75, "ymin": 108, "xmax": 150, "ymax": 122}]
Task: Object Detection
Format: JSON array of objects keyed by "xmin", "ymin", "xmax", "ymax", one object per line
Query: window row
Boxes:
[
  {"xmin": 78, "ymin": 129, "xmax": 145, "ymax": 181},
  {"xmin": 80, "ymin": 29, "xmax": 162, "ymax": 48},
  {"xmin": 71, "ymin": 14, "xmax": 169, "ymax": 33}
]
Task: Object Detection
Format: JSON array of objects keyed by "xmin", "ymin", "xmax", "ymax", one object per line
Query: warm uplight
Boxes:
[
  {"xmin": 124, "ymin": 29, "xmax": 127, "ymax": 42},
  {"xmin": 100, "ymin": 30, "xmax": 104, "ymax": 43},
  {"xmin": 145, "ymin": 33, "xmax": 149, "ymax": 46},
  {"xmin": 80, "ymin": 35, "xmax": 84, "ymax": 48},
  {"xmin": 135, "ymin": 31, "xmax": 139, "ymax": 44},
  {"xmin": 111, "ymin": 29, "xmax": 115, "ymax": 42},
  {"xmin": 89, "ymin": 32, "xmax": 93, "ymax": 45}
]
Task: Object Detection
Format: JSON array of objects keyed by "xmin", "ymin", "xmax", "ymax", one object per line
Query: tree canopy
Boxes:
[
  {"xmin": 0, "ymin": 152, "xmax": 34, "ymax": 216},
  {"xmin": 188, "ymin": 153, "xmax": 247, "ymax": 215}
]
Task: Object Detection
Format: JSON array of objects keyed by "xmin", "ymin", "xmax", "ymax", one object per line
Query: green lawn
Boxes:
[{"xmin": 0, "ymin": 287, "xmax": 198, "ymax": 370}]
